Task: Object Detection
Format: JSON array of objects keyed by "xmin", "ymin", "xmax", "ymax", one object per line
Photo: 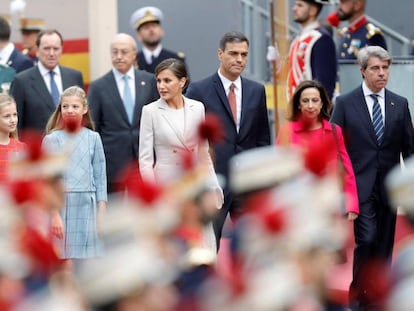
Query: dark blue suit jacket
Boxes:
[
  {"xmin": 88, "ymin": 69, "xmax": 159, "ymax": 189},
  {"xmin": 331, "ymin": 86, "xmax": 414, "ymax": 203},
  {"xmin": 8, "ymin": 47, "xmax": 33, "ymax": 73},
  {"xmin": 186, "ymin": 73, "xmax": 271, "ymax": 181},
  {"xmin": 10, "ymin": 65, "xmax": 83, "ymax": 132}
]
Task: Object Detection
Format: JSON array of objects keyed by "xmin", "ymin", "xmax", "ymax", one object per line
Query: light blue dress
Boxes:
[{"xmin": 42, "ymin": 128, "xmax": 107, "ymax": 259}]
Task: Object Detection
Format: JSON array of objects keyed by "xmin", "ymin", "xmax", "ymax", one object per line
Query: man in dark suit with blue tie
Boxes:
[
  {"xmin": 88, "ymin": 33, "xmax": 158, "ymax": 194},
  {"xmin": 331, "ymin": 45, "xmax": 414, "ymax": 311},
  {"xmin": 186, "ymin": 31, "xmax": 271, "ymax": 250},
  {"xmin": 10, "ymin": 29, "xmax": 83, "ymax": 133}
]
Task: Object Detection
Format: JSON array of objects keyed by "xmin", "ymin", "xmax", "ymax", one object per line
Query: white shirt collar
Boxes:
[
  {"xmin": 362, "ymin": 81, "xmax": 385, "ymax": 98},
  {"xmin": 300, "ymin": 21, "xmax": 320, "ymax": 35},
  {"xmin": 37, "ymin": 61, "xmax": 61, "ymax": 77},
  {"xmin": 142, "ymin": 45, "xmax": 162, "ymax": 64},
  {"xmin": 217, "ymin": 69, "xmax": 241, "ymax": 92},
  {"xmin": 0, "ymin": 42, "xmax": 15, "ymax": 66},
  {"xmin": 112, "ymin": 67, "xmax": 135, "ymax": 82}
]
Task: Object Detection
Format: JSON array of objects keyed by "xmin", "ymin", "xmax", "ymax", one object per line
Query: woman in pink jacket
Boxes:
[{"xmin": 277, "ymin": 80, "xmax": 359, "ymax": 220}]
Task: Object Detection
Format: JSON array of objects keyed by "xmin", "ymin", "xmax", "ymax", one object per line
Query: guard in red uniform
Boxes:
[{"xmin": 288, "ymin": 0, "xmax": 337, "ymax": 100}]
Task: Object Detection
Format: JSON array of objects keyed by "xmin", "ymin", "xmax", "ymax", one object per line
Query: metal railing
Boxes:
[
  {"xmin": 366, "ymin": 16, "xmax": 412, "ymax": 55},
  {"xmin": 239, "ymin": 0, "xmax": 413, "ymax": 82},
  {"xmin": 282, "ymin": 15, "xmax": 412, "ymax": 56}
]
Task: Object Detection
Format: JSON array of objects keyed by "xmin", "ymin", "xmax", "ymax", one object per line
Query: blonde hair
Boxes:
[
  {"xmin": 0, "ymin": 94, "xmax": 18, "ymax": 138},
  {"xmin": 45, "ymin": 86, "xmax": 95, "ymax": 134}
]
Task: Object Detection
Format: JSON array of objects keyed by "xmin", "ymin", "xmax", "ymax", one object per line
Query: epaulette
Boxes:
[
  {"xmin": 366, "ymin": 23, "xmax": 383, "ymax": 39},
  {"xmin": 177, "ymin": 51, "xmax": 185, "ymax": 59},
  {"xmin": 337, "ymin": 27, "xmax": 348, "ymax": 38}
]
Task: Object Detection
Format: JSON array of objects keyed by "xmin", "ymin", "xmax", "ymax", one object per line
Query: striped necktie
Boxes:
[{"xmin": 370, "ymin": 94, "xmax": 384, "ymax": 144}]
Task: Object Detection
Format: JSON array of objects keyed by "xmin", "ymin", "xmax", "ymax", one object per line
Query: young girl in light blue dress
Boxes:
[{"xmin": 42, "ymin": 86, "xmax": 107, "ymax": 260}]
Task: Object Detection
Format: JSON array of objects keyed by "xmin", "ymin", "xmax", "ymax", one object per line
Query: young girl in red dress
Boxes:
[{"xmin": 0, "ymin": 94, "xmax": 26, "ymax": 184}]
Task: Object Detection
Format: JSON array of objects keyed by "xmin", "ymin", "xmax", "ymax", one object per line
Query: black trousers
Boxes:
[
  {"xmin": 349, "ymin": 182, "xmax": 396, "ymax": 311},
  {"xmin": 212, "ymin": 189, "xmax": 242, "ymax": 251}
]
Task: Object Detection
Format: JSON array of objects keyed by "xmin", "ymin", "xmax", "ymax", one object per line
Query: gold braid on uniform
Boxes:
[
  {"xmin": 366, "ymin": 23, "xmax": 383, "ymax": 39},
  {"xmin": 337, "ymin": 27, "xmax": 347, "ymax": 38}
]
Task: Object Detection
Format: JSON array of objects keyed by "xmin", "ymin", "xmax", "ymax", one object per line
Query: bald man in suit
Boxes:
[{"xmin": 88, "ymin": 33, "xmax": 158, "ymax": 194}]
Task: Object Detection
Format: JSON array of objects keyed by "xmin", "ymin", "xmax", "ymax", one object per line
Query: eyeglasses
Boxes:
[{"xmin": 111, "ymin": 49, "xmax": 134, "ymax": 57}]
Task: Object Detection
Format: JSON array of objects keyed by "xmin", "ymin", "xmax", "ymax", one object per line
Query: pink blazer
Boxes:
[{"xmin": 276, "ymin": 119, "xmax": 359, "ymax": 214}]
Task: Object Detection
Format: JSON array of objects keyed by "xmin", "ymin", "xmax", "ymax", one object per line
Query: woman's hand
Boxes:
[
  {"xmin": 347, "ymin": 212, "xmax": 358, "ymax": 221},
  {"xmin": 97, "ymin": 201, "xmax": 106, "ymax": 230},
  {"xmin": 50, "ymin": 211, "xmax": 64, "ymax": 239}
]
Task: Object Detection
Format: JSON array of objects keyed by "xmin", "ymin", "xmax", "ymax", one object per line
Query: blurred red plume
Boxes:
[
  {"xmin": 181, "ymin": 150, "xmax": 195, "ymax": 172},
  {"xmin": 118, "ymin": 163, "xmax": 164, "ymax": 205},
  {"xmin": 9, "ymin": 180, "xmax": 40, "ymax": 204},
  {"xmin": 62, "ymin": 115, "xmax": 82, "ymax": 133},
  {"xmin": 19, "ymin": 130, "xmax": 44, "ymax": 161},
  {"xmin": 327, "ymin": 12, "xmax": 340, "ymax": 27},
  {"xmin": 303, "ymin": 132, "xmax": 336, "ymax": 177},
  {"xmin": 245, "ymin": 191, "xmax": 286, "ymax": 234},
  {"xmin": 20, "ymin": 227, "xmax": 63, "ymax": 275},
  {"xmin": 198, "ymin": 113, "xmax": 224, "ymax": 144}
]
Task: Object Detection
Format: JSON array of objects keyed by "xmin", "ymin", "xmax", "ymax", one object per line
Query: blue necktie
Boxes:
[
  {"xmin": 370, "ymin": 94, "xmax": 384, "ymax": 144},
  {"xmin": 122, "ymin": 75, "xmax": 134, "ymax": 123},
  {"xmin": 49, "ymin": 71, "xmax": 60, "ymax": 106}
]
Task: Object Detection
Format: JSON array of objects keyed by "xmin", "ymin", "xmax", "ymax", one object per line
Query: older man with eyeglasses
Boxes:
[{"xmin": 88, "ymin": 33, "xmax": 159, "ymax": 195}]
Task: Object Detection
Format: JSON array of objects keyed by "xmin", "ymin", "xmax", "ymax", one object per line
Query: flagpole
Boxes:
[
  {"xmin": 269, "ymin": 0, "xmax": 279, "ymax": 137},
  {"xmin": 269, "ymin": 0, "xmax": 290, "ymax": 138}
]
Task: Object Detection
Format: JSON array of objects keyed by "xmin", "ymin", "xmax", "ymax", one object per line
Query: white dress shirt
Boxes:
[
  {"xmin": 38, "ymin": 61, "xmax": 63, "ymax": 94},
  {"xmin": 142, "ymin": 45, "xmax": 162, "ymax": 64},
  {"xmin": 0, "ymin": 42, "xmax": 14, "ymax": 66},
  {"xmin": 112, "ymin": 67, "xmax": 136, "ymax": 102}
]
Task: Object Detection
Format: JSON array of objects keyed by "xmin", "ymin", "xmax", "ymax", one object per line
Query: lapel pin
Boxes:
[{"xmin": 140, "ymin": 81, "xmax": 146, "ymax": 86}]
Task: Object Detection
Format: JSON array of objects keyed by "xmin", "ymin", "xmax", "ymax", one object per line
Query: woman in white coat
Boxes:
[{"xmin": 139, "ymin": 58, "xmax": 223, "ymax": 253}]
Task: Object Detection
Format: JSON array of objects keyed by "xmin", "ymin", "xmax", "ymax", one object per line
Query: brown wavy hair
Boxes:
[
  {"xmin": 287, "ymin": 80, "xmax": 332, "ymax": 121},
  {"xmin": 45, "ymin": 86, "xmax": 95, "ymax": 133}
]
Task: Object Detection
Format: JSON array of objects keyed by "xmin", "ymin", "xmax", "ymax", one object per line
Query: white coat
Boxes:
[{"xmin": 139, "ymin": 96, "xmax": 223, "ymax": 205}]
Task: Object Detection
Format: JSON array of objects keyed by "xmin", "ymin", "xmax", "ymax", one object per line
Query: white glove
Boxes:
[
  {"xmin": 266, "ymin": 45, "xmax": 279, "ymax": 62},
  {"xmin": 266, "ymin": 44, "xmax": 282, "ymax": 74}
]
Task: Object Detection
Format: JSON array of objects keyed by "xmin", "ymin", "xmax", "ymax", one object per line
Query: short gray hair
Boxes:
[{"xmin": 357, "ymin": 46, "xmax": 391, "ymax": 69}]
